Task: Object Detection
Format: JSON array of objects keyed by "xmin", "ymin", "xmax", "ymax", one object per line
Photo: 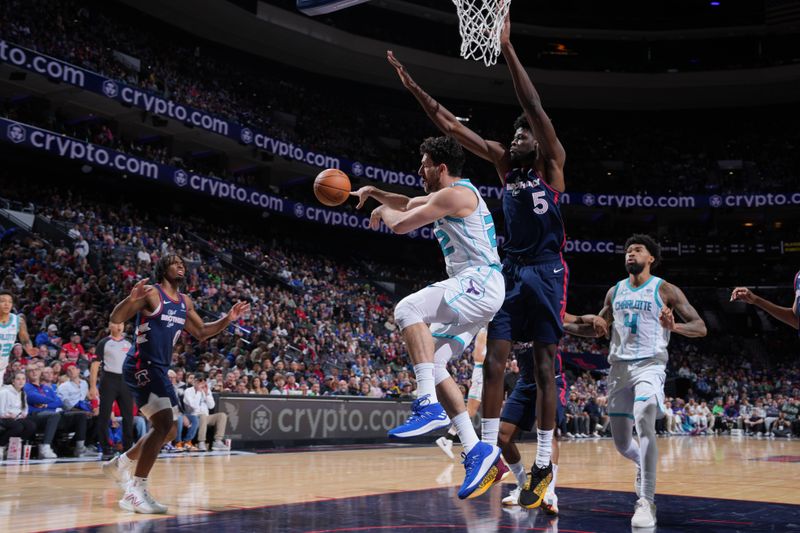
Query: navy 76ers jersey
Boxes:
[
  {"xmin": 502, "ymin": 168, "xmax": 565, "ymax": 262},
  {"xmin": 128, "ymin": 284, "xmax": 187, "ymax": 369}
]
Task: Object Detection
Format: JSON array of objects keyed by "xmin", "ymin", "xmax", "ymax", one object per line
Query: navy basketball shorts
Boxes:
[
  {"xmin": 501, "ymin": 374, "xmax": 568, "ymax": 432},
  {"xmin": 487, "ymin": 257, "xmax": 568, "ymax": 345},
  {"xmin": 123, "ymin": 359, "xmax": 181, "ymax": 420}
]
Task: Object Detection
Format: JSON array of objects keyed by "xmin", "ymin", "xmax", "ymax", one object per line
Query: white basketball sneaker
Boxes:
[
  {"xmin": 435, "ymin": 436, "xmax": 455, "ymax": 459},
  {"xmin": 631, "ymin": 497, "xmax": 656, "ymax": 528},
  {"xmin": 119, "ymin": 478, "xmax": 168, "ymax": 514},
  {"xmin": 502, "ymin": 486, "xmax": 521, "ymax": 506},
  {"xmin": 102, "ymin": 455, "xmax": 134, "ymax": 489}
]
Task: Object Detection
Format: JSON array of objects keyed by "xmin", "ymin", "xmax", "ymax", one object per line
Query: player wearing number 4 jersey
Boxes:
[
  {"xmin": 592, "ymin": 234, "xmax": 706, "ymax": 528},
  {"xmin": 352, "ymin": 136, "xmax": 505, "ymax": 500},
  {"xmin": 388, "ymin": 14, "xmax": 566, "ymax": 507}
]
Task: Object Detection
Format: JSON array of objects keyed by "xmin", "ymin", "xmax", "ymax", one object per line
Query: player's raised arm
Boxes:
[
  {"xmin": 660, "ymin": 283, "xmax": 707, "ymax": 338},
  {"xmin": 499, "ymin": 17, "xmax": 566, "ymax": 192},
  {"xmin": 387, "ymin": 51, "xmax": 509, "ymax": 176},
  {"xmin": 371, "ymin": 187, "xmax": 468, "ymax": 235},
  {"xmin": 183, "ymin": 297, "xmax": 250, "ymax": 342},
  {"xmin": 730, "ymin": 285, "xmax": 799, "ymax": 330},
  {"xmin": 110, "ymin": 278, "xmax": 157, "ymax": 324},
  {"xmin": 564, "ymin": 313, "xmax": 605, "ymax": 338}
]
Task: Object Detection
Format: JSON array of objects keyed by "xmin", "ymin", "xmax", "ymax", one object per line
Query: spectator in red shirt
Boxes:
[{"xmin": 59, "ymin": 332, "xmax": 86, "ymax": 363}]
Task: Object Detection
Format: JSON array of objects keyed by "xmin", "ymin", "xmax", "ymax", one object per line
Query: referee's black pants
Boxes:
[{"xmin": 97, "ymin": 372, "xmax": 134, "ymax": 451}]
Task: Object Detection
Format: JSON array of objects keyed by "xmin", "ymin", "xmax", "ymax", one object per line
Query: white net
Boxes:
[{"xmin": 451, "ymin": 0, "xmax": 512, "ymax": 67}]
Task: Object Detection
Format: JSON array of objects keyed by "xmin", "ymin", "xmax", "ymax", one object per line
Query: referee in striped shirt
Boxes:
[{"xmin": 89, "ymin": 322, "xmax": 134, "ymax": 456}]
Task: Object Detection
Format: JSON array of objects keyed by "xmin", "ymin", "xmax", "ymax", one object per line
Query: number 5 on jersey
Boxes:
[{"xmin": 532, "ymin": 191, "xmax": 549, "ymax": 215}]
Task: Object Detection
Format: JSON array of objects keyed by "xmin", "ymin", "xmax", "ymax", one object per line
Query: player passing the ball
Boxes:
[
  {"xmin": 102, "ymin": 255, "xmax": 249, "ymax": 514},
  {"xmin": 592, "ymin": 235, "xmax": 706, "ymax": 528},
  {"xmin": 352, "ymin": 136, "xmax": 506, "ymax": 500},
  {"xmin": 388, "ymin": 14, "xmax": 567, "ymax": 508}
]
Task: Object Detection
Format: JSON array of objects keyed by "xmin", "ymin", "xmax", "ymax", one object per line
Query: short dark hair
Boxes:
[
  {"xmin": 194, "ymin": 372, "xmax": 206, "ymax": 382},
  {"xmin": 513, "ymin": 113, "xmax": 531, "ymax": 133},
  {"xmin": 419, "ymin": 136, "xmax": 465, "ymax": 177},
  {"xmin": 153, "ymin": 254, "xmax": 183, "ymax": 283},
  {"xmin": 624, "ymin": 234, "xmax": 662, "ymax": 270},
  {"xmin": 0, "ymin": 289, "xmax": 13, "ymax": 300}
]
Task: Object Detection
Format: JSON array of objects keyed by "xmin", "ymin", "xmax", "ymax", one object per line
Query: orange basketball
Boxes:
[{"xmin": 313, "ymin": 168, "xmax": 351, "ymax": 206}]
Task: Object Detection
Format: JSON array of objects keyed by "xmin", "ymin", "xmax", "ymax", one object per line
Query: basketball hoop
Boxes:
[{"xmin": 451, "ymin": 0, "xmax": 512, "ymax": 67}]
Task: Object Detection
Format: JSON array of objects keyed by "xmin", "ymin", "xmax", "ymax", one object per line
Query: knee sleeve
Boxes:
[{"xmin": 394, "ymin": 295, "xmax": 424, "ymax": 330}]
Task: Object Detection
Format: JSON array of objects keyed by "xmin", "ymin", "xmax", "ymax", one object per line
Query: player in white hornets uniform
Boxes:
[
  {"xmin": 592, "ymin": 235, "xmax": 706, "ymax": 528},
  {"xmin": 0, "ymin": 290, "xmax": 39, "ymax": 377},
  {"xmin": 352, "ymin": 136, "xmax": 505, "ymax": 501}
]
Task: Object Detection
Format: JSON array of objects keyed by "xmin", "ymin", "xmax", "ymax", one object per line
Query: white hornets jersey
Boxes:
[
  {"xmin": 609, "ymin": 276, "xmax": 670, "ymax": 364},
  {"xmin": 0, "ymin": 313, "xmax": 20, "ymax": 372},
  {"xmin": 432, "ymin": 179, "xmax": 501, "ymax": 278}
]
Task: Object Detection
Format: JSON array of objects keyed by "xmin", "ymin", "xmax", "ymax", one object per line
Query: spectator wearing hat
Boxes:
[
  {"xmin": 34, "ymin": 324, "xmax": 61, "ymax": 358},
  {"xmin": 321, "ymin": 375, "xmax": 337, "ymax": 395},
  {"xmin": 59, "ymin": 332, "xmax": 85, "ymax": 364}
]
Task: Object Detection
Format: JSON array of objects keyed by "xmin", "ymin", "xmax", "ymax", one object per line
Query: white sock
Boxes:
[
  {"xmin": 547, "ymin": 463, "xmax": 559, "ymax": 494},
  {"xmin": 509, "ymin": 460, "xmax": 527, "ymax": 486},
  {"xmin": 447, "ymin": 425, "xmax": 458, "ymax": 437},
  {"xmin": 453, "ymin": 412, "xmax": 479, "ymax": 454},
  {"xmin": 481, "ymin": 418, "xmax": 499, "ymax": 446},
  {"xmin": 119, "ymin": 452, "xmax": 135, "ymax": 467},
  {"xmin": 413, "ymin": 363, "xmax": 437, "ymax": 401},
  {"xmin": 535, "ymin": 428, "xmax": 554, "ymax": 468},
  {"xmin": 132, "ymin": 476, "xmax": 148, "ymax": 489}
]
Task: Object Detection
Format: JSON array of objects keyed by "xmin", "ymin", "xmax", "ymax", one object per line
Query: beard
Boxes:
[{"xmin": 625, "ymin": 262, "xmax": 645, "ymax": 275}]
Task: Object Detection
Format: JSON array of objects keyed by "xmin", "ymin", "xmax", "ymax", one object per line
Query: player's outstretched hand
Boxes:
[
  {"xmin": 227, "ymin": 301, "xmax": 251, "ymax": 322},
  {"xmin": 730, "ymin": 287, "xmax": 756, "ymax": 304},
  {"xmin": 592, "ymin": 316, "xmax": 609, "ymax": 337},
  {"xmin": 659, "ymin": 307, "xmax": 676, "ymax": 331},
  {"xmin": 130, "ymin": 278, "xmax": 153, "ymax": 301},
  {"xmin": 350, "ymin": 186, "xmax": 374, "ymax": 209},
  {"xmin": 499, "ymin": 13, "xmax": 511, "ymax": 47},
  {"xmin": 387, "ymin": 51, "xmax": 414, "ymax": 89}
]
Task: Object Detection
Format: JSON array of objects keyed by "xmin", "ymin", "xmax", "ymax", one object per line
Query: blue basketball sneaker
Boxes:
[
  {"xmin": 457, "ymin": 441, "xmax": 503, "ymax": 500},
  {"xmin": 388, "ymin": 395, "xmax": 450, "ymax": 438}
]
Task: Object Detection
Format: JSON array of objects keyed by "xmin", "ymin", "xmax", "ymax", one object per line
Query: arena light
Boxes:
[{"xmin": 710, "ymin": 1, "xmax": 720, "ymax": 5}]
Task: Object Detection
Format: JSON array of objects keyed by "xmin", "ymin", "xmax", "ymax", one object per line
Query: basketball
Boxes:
[{"xmin": 313, "ymin": 168, "xmax": 351, "ymax": 206}]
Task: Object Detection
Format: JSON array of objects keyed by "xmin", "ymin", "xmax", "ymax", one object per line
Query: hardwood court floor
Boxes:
[{"xmin": 2, "ymin": 436, "xmax": 799, "ymax": 532}]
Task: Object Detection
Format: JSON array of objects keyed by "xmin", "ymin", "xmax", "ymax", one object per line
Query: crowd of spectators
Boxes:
[{"xmin": 1, "ymin": 0, "xmax": 799, "ymax": 196}]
